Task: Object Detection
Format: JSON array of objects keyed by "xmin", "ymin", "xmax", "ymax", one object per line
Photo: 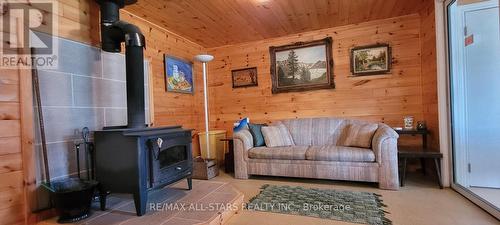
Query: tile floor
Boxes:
[{"xmin": 38, "ymin": 180, "xmax": 243, "ymax": 225}]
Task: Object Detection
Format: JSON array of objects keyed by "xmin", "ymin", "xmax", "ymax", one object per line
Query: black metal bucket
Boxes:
[{"xmin": 42, "ymin": 178, "xmax": 99, "ymax": 223}]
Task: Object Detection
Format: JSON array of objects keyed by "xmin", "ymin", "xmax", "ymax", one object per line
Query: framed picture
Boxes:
[
  {"xmin": 232, "ymin": 67, "xmax": 258, "ymax": 88},
  {"xmin": 350, "ymin": 44, "xmax": 391, "ymax": 76},
  {"xmin": 164, "ymin": 55, "xmax": 194, "ymax": 94},
  {"xmin": 269, "ymin": 37, "xmax": 334, "ymax": 94}
]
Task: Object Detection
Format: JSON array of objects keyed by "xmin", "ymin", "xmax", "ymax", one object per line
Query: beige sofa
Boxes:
[{"xmin": 233, "ymin": 117, "xmax": 400, "ymax": 190}]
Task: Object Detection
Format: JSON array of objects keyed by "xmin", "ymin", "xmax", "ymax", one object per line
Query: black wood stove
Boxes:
[
  {"xmin": 93, "ymin": 0, "xmax": 193, "ymax": 216},
  {"xmin": 94, "ymin": 126, "xmax": 192, "ymax": 216}
]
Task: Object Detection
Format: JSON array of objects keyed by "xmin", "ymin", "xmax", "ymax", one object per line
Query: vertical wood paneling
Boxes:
[
  {"xmin": 207, "ymin": 15, "xmax": 427, "ymax": 147},
  {"xmin": 0, "ymin": 8, "xmax": 27, "ymax": 223},
  {"xmin": 420, "ymin": 0, "xmax": 439, "ymax": 149},
  {"xmin": 18, "ymin": 41, "xmax": 36, "ymax": 224}
]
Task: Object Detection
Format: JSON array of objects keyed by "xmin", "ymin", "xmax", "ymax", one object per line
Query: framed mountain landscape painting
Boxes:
[
  {"xmin": 164, "ymin": 55, "xmax": 194, "ymax": 94},
  {"xmin": 350, "ymin": 44, "xmax": 391, "ymax": 76},
  {"xmin": 269, "ymin": 37, "xmax": 334, "ymax": 94}
]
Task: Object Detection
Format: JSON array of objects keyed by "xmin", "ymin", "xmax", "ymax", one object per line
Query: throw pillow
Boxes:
[
  {"xmin": 248, "ymin": 123, "xmax": 266, "ymax": 147},
  {"xmin": 261, "ymin": 124, "xmax": 295, "ymax": 147},
  {"xmin": 342, "ymin": 123, "xmax": 379, "ymax": 148},
  {"xmin": 233, "ymin": 118, "xmax": 249, "ymax": 132}
]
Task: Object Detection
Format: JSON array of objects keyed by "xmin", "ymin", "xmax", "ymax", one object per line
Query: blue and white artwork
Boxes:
[{"xmin": 165, "ymin": 56, "xmax": 193, "ymax": 94}]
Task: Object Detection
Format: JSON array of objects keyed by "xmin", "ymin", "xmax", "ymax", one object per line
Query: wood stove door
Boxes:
[{"xmin": 147, "ymin": 134, "xmax": 192, "ymax": 188}]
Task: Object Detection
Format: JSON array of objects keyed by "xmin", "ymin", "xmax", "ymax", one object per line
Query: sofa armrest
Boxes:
[
  {"xmin": 233, "ymin": 129, "xmax": 254, "ymax": 152},
  {"xmin": 372, "ymin": 123, "xmax": 399, "ymax": 190},
  {"xmin": 233, "ymin": 129, "xmax": 253, "ymax": 179},
  {"xmin": 372, "ymin": 124, "xmax": 399, "ymax": 162}
]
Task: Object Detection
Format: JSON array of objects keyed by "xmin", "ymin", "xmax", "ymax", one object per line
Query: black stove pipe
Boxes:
[{"xmin": 96, "ymin": 0, "xmax": 146, "ymax": 128}]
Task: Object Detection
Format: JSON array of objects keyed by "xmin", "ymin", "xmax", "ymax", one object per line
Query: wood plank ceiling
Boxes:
[{"xmin": 124, "ymin": 0, "xmax": 427, "ymax": 48}]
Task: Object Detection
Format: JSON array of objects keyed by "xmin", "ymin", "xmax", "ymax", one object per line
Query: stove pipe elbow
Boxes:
[{"xmin": 97, "ymin": 0, "xmax": 147, "ymax": 129}]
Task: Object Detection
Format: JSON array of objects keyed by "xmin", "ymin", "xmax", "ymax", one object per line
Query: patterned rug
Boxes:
[{"xmin": 247, "ymin": 184, "xmax": 391, "ymax": 225}]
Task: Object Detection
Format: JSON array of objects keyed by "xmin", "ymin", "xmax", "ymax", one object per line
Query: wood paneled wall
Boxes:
[
  {"xmin": 47, "ymin": 0, "xmax": 207, "ymax": 154},
  {"xmin": 34, "ymin": 0, "xmax": 207, "ymax": 155},
  {"xmin": 119, "ymin": 10, "xmax": 206, "ymax": 156},
  {"xmin": 0, "ymin": 25, "xmax": 33, "ymax": 225},
  {"xmin": 0, "ymin": 2, "xmax": 101, "ymax": 223},
  {"xmin": 0, "ymin": 64, "xmax": 26, "ymax": 225},
  {"xmin": 1, "ymin": 1, "xmax": 439, "ymax": 223},
  {"xmin": 1, "ymin": 1, "xmax": 206, "ymax": 223},
  {"xmin": 207, "ymin": 14, "xmax": 435, "ymax": 145},
  {"xmin": 420, "ymin": 0, "xmax": 440, "ymax": 149},
  {"xmin": 24, "ymin": 0, "xmax": 101, "ymax": 46}
]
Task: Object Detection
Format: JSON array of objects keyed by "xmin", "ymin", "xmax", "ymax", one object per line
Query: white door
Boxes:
[{"xmin": 463, "ymin": 5, "xmax": 500, "ymax": 188}]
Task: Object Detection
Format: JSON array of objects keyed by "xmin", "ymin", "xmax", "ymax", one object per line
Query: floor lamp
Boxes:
[{"xmin": 195, "ymin": 54, "xmax": 214, "ymax": 159}]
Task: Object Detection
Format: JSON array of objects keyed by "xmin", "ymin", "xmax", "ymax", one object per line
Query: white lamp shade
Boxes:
[{"xmin": 194, "ymin": 54, "xmax": 214, "ymax": 62}]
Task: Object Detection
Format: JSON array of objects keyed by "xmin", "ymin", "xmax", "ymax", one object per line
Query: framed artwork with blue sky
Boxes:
[
  {"xmin": 269, "ymin": 37, "xmax": 334, "ymax": 94},
  {"xmin": 164, "ymin": 55, "xmax": 194, "ymax": 94}
]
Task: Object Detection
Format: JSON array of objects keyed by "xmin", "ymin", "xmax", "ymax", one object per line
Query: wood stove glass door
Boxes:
[{"xmin": 158, "ymin": 145, "xmax": 187, "ymax": 168}]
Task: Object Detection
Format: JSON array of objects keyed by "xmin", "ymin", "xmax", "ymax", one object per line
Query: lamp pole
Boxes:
[{"xmin": 195, "ymin": 54, "xmax": 214, "ymax": 159}]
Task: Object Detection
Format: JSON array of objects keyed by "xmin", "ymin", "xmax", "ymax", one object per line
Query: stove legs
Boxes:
[
  {"xmin": 187, "ymin": 177, "xmax": 192, "ymax": 190},
  {"xmin": 98, "ymin": 185, "xmax": 109, "ymax": 211},
  {"xmin": 99, "ymin": 176, "xmax": 191, "ymax": 216},
  {"xmin": 99, "ymin": 192, "xmax": 107, "ymax": 211},
  {"xmin": 133, "ymin": 189, "xmax": 147, "ymax": 216}
]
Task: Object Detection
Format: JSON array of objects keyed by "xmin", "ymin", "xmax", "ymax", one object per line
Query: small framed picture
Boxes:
[
  {"xmin": 350, "ymin": 44, "xmax": 391, "ymax": 76},
  {"xmin": 164, "ymin": 55, "xmax": 194, "ymax": 94},
  {"xmin": 231, "ymin": 67, "xmax": 258, "ymax": 88}
]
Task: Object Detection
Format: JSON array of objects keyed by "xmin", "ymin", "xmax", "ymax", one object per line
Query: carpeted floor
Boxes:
[{"xmin": 247, "ymin": 184, "xmax": 391, "ymax": 225}]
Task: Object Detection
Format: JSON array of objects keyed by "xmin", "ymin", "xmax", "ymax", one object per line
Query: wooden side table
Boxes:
[
  {"xmin": 395, "ymin": 129, "xmax": 429, "ymax": 174},
  {"xmin": 395, "ymin": 128, "xmax": 443, "ymax": 189},
  {"xmin": 220, "ymin": 138, "xmax": 234, "ymax": 173},
  {"xmin": 398, "ymin": 151, "xmax": 443, "ymax": 188}
]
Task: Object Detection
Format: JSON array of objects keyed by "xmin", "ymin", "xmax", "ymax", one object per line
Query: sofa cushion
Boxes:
[
  {"xmin": 248, "ymin": 146, "xmax": 308, "ymax": 160},
  {"xmin": 248, "ymin": 123, "xmax": 266, "ymax": 147},
  {"xmin": 306, "ymin": 145, "xmax": 375, "ymax": 162},
  {"xmin": 280, "ymin": 118, "xmax": 347, "ymax": 146},
  {"xmin": 262, "ymin": 124, "xmax": 295, "ymax": 147},
  {"xmin": 341, "ymin": 123, "xmax": 379, "ymax": 148},
  {"xmin": 311, "ymin": 118, "xmax": 347, "ymax": 146},
  {"xmin": 280, "ymin": 118, "xmax": 312, "ymax": 146}
]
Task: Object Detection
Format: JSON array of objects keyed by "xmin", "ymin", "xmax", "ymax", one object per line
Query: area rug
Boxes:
[{"xmin": 246, "ymin": 184, "xmax": 391, "ymax": 225}]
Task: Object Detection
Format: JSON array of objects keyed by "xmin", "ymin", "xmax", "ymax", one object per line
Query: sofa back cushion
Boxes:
[
  {"xmin": 311, "ymin": 118, "xmax": 347, "ymax": 146},
  {"xmin": 278, "ymin": 118, "xmax": 313, "ymax": 145},
  {"xmin": 340, "ymin": 122, "xmax": 379, "ymax": 148},
  {"xmin": 261, "ymin": 124, "xmax": 295, "ymax": 147},
  {"xmin": 279, "ymin": 118, "xmax": 347, "ymax": 146},
  {"xmin": 248, "ymin": 123, "xmax": 266, "ymax": 147}
]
